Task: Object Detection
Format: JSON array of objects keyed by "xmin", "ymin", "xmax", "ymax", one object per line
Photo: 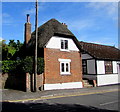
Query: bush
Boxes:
[
  {"xmin": 37, "ymin": 57, "xmax": 44, "ymax": 74},
  {"xmin": 21, "ymin": 56, "xmax": 34, "ymax": 74},
  {"xmin": 2, "ymin": 56, "xmax": 44, "ymax": 74},
  {"xmin": 2, "ymin": 60, "xmax": 17, "ymax": 73}
]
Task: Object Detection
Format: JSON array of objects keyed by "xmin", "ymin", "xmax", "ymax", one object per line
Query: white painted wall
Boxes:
[
  {"xmin": 44, "ymin": 82, "xmax": 83, "ymax": 90},
  {"xmin": 96, "ymin": 60, "xmax": 120, "ymax": 86},
  {"xmin": 46, "ymin": 36, "xmax": 79, "ymax": 51},
  {"xmin": 117, "ymin": 61, "xmax": 120, "ymax": 75},
  {"xmin": 113, "ymin": 61, "xmax": 118, "ymax": 73},
  {"xmin": 81, "ymin": 54, "xmax": 92, "ymax": 59},
  {"xmin": 97, "ymin": 74, "xmax": 120, "ymax": 86},
  {"xmin": 97, "ymin": 60, "xmax": 119, "ymax": 74},
  {"xmin": 87, "ymin": 60, "xmax": 96, "ymax": 74},
  {"xmin": 96, "ymin": 60, "xmax": 105, "ymax": 74}
]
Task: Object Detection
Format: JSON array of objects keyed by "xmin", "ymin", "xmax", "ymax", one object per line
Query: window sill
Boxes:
[
  {"xmin": 105, "ymin": 73, "xmax": 113, "ymax": 74},
  {"xmin": 60, "ymin": 72, "xmax": 71, "ymax": 75},
  {"xmin": 60, "ymin": 49, "xmax": 70, "ymax": 52}
]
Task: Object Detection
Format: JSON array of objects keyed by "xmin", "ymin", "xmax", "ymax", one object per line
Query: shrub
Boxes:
[
  {"xmin": 2, "ymin": 56, "xmax": 44, "ymax": 74},
  {"xmin": 37, "ymin": 57, "xmax": 44, "ymax": 74},
  {"xmin": 21, "ymin": 56, "xmax": 34, "ymax": 74},
  {"xmin": 2, "ymin": 60, "xmax": 17, "ymax": 73}
]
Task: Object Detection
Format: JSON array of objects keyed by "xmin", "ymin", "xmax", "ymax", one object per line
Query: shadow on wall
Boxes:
[
  {"xmin": 1, "ymin": 73, "xmax": 44, "ymax": 92},
  {"xmin": 2, "ymin": 102, "xmax": 118, "ymax": 112},
  {"xmin": 1, "ymin": 73, "xmax": 26, "ymax": 91}
]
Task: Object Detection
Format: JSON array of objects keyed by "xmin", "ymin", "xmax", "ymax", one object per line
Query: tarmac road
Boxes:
[
  {"xmin": 2, "ymin": 89, "xmax": 119, "ymax": 112},
  {"xmin": 34, "ymin": 91, "xmax": 119, "ymax": 111}
]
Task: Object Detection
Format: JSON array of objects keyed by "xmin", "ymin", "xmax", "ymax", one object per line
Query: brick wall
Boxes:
[
  {"xmin": 26, "ymin": 73, "xmax": 44, "ymax": 92},
  {"xmin": 24, "ymin": 18, "xmax": 31, "ymax": 44},
  {"xmin": 0, "ymin": 73, "xmax": 26, "ymax": 91},
  {"xmin": 44, "ymin": 48, "xmax": 83, "ymax": 84},
  {"xmin": 0, "ymin": 73, "xmax": 44, "ymax": 92}
]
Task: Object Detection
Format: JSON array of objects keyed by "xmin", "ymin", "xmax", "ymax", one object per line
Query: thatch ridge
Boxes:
[{"xmin": 28, "ymin": 19, "xmax": 77, "ymax": 49}]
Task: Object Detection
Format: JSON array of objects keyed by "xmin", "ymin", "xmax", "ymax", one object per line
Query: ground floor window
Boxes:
[
  {"xmin": 104, "ymin": 61, "xmax": 113, "ymax": 74},
  {"xmin": 58, "ymin": 59, "xmax": 71, "ymax": 75}
]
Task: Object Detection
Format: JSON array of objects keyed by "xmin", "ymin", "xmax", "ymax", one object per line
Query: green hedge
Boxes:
[
  {"xmin": 2, "ymin": 60, "xmax": 17, "ymax": 73},
  {"xmin": 2, "ymin": 56, "xmax": 44, "ymax": 74}
]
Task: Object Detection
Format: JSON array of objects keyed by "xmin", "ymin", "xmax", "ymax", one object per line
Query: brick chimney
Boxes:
[{"xmin": 24, "ymin": 14, "xmax": 31, "ymax": 45}]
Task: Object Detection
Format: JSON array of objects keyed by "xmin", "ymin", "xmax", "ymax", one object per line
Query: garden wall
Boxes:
[{"xmin": 0, "ymin": 73, "xmax": 44, "ymax": 92}]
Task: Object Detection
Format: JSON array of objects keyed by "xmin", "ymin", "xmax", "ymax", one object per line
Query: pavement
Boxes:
[{"xmin": 1, "ymin": 84, "xmax": 120, "ymax": 102}]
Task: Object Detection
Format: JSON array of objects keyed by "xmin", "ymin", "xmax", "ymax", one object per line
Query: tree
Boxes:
[
  {"xmin": 8, "ymin": 40, "xmax": 17, "ymax": 47},
  {"xmin": 2, "ymin": 40, "xmax": 23, "ymax": 60}
]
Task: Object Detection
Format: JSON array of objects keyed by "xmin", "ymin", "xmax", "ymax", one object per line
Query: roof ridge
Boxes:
[
  {"xmin": 28, "ymin": 18, "xmax": 77, "ymax": 49},
  {"xmin": 79, "ymin": 41, "xmax": 120, "ymax": 60},
  {"xmin": 79, "ymin": 41, "xmax": 117, "ymax": 48}
]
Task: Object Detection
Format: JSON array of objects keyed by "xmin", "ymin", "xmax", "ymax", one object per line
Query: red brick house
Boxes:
[{"xmin": 25, "ymin": 16, "xmax": 83, "ymax": 90}]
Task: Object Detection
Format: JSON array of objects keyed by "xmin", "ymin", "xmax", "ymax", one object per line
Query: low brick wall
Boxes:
[
  {"xmin": 0, "ymin": 73, "xmax": 26, "ymax": 91},
  {"xmin": 26, "ymin": 73, "xmax": 44, "ymax": 92},
  {"xmin": 37, "ymin": 73, "xmax": 44, "ymax": 91},
  {"xmin": 0, "ymin": 73, "xmax": 44, "ymax": 92},
  {"xmin": 0, "ymin": 73, "xmax": 8, "ymax": 89}
]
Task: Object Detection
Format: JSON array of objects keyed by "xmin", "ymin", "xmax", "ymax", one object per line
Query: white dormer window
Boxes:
[{"xmin": 61, "ymin": 40, "xmax": 69, "ymax": 51}]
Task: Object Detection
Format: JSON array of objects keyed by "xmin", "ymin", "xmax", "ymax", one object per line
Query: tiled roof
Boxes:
[{"xmin": 79, "ymin": 41, "xmax": 120, "ymax": 60}]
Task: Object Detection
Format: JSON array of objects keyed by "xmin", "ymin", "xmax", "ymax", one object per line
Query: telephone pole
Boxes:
[{"xmin": 34, "ymin": 0, "xmax": 38, "ymax": 92}]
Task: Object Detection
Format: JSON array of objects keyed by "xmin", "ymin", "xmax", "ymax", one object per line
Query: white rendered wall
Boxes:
[
  {"xmin": 46, "ymin": 36, "xmax": 79, "ymax": 51},
  {"xmin": 97, "ymin": 74, "xmax": 120, "ymax": 86},
  {"xmin": 44, "ymin": 82, "xmax": 83, "ymax": 90},
  {"xmin": 96, "ymin": 60, "xmax": 105, "ymax": 74},
  {"xmin": 97, "ymin": 60, "xmax": 118, "ymax": 74},
  {"xmin": 113, "ymin": 61, "xmax": 118, "ymax": 73},
  {"xmin": 81, "ymin": 54, "xmax": 92, "ymax": 59},
  {"xmin": 97, "ymin": 60, "xmax": 119, "ymax": 86},
  {"xmin": 87, "ymin": 60, "xmax": 96, "ymax": 74}
]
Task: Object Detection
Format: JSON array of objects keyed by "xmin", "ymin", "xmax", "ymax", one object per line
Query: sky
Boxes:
[{"xmin": 1, "ymin": 2, "xmax": 119, "ymax": 48}]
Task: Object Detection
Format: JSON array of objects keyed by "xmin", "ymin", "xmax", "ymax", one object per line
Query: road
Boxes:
[{"xmin": 2, "ymin": 90, "xmax": 119, "ymax": 112}]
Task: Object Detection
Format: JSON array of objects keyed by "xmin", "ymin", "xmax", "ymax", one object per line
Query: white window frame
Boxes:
[
  {"xmin": 58, "ymin": 59, "xmax": 71, "ymax": 75},
  {"xmin": 60, "ymin": 39, "xmax": 69, "ymax": 52}
]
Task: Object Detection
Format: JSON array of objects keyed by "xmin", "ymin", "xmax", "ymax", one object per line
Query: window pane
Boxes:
[
  {"xmin": 82, "ymin": 60, "xmax": 87, "ymax": 74},
  {"xmin": 61, "ymin": 63, "xmax": 64, "ymax": 72},
  {"xmin": 82, "ymin": 61, "xmax": 86, "ymax": 65},
  {"xmin": 105, "ymin": 61, "xmax": 113, "ymax": 74},
  {"xmin": 61, "ymin": 40, "xmax": 68, "ymax": 50},
  {"xmin": 65, "ymin": 40, "xmax": 68, "ymax": 49},
  {"xmin": 83, "ymin": 67, "xmax": 87, "ymax": 74},
  {"xmin": 61, "ymin": 40, "xmax": 64, "ymax": 49},
  {"xmin": 66, "ymin": 63, "xmax": 69, "ymax": 72}
]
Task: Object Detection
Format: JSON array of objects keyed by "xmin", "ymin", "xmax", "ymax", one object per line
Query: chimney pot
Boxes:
[
  {"xmin": 62, "ymin": 22, "xmax": 67, "ymax": 28},
  {"xmin": 27, "ymin": 14, "xmax": 30, "ymax": 23}
]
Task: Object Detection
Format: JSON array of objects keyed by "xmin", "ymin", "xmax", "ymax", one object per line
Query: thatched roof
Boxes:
[
  {"xmin": 79, "ymin": 41, "xmax": 120, "ymax": 61},
  {"xmin": 28, "ymin": 19, "xmax": 80, "ymax": 50}
]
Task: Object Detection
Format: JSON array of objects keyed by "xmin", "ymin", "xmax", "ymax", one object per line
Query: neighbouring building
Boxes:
[
  {"xmin": 26, "ymin": 16, "xmax": 83, "ymax": 90},
  {"xmin": 79, "ymin": 41, "xmax": 120, "ymax": 86}
]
